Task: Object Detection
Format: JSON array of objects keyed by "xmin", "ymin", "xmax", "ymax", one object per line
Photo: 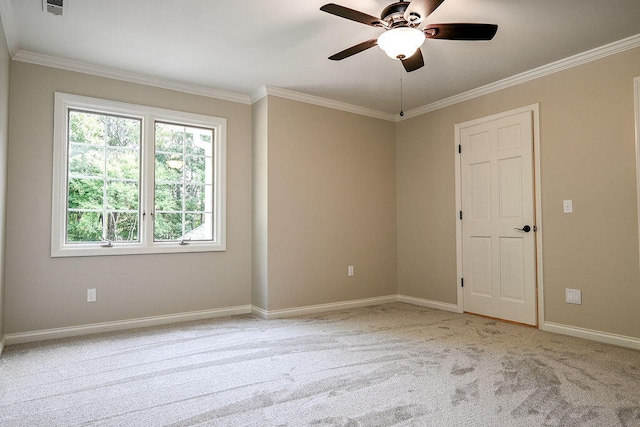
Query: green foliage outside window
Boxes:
[
  {"xmin": 154, "ymin": 122, "xmax": 213, "ymax": 241},
  {"xmin": 67, "ymin": 110, "xmax": 140, "ymax": 243},
  {"xmin": 65, "ymin": 111, "xmax": 213, "ymax": 244}
]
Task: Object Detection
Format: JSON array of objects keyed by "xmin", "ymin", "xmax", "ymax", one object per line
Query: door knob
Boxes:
[{"xmin": 514, "ymin": 225, "xmax": 531, "ymax": 233}]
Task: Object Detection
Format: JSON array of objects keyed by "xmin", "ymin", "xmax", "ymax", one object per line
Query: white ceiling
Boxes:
[{"xmin": 3, "ymin": 0, "xmax": 640, "ymax": 115}]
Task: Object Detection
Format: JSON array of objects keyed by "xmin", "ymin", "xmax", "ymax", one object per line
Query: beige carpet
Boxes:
[{"xmin": 1, "ymin": 303, "xmax": 639, "ymax": 426}]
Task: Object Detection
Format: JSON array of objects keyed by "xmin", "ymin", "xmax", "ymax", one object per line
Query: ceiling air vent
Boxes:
[{"xmin": 43, "ymin": 0, "xmax": 65, "ymax": 16}]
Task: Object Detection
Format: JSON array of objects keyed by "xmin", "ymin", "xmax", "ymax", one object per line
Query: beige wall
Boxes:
[
  {"xmin": 4, "ymin": 63, "xmax": 398, "ymax": 334},
  {"xmin": 5, "ymin": 61, "xmax": 252, "ymax": 334},
  {"xmin": 0, "ymin": 17, "xmax": 9, "ymax": 343},
  {"xmin": 397, "ymin": 47, "xmax": 640, "ymax": 338},
  {"xmin": 4, "ymin": 42, "xmax": 640, "ymax": 342},
  {"xmin": 263, "ymin": 96, "xmax": 397, "ymax": 310}
]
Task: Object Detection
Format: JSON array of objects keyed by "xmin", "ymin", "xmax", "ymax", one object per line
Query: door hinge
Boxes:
[
  {"xmin": 459, "ymin": 211, "xmax": 463, "ymax": 220},
  {"xmin": 461, "ymin": 278, "xmax": 464, "ymax": 288},
  {"xmin": 458, "ymin": 144, "xmax": 461, "ymax": 154}
]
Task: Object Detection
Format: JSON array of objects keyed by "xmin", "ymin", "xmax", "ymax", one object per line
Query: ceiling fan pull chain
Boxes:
[{"xmin": 399, "ymin": 66, "xmax": 404, "ymax": 117}]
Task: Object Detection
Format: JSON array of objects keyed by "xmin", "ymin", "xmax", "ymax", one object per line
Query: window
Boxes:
[
  {"xmin": 153, "ymin": 122, "xmax": 214, "ymax": 243},
  {"xmin": 52, "ymin": 93, "xmax": 226, "ymax": 256}
]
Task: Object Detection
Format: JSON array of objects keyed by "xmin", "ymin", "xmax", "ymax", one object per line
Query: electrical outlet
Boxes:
[
  {"xmin": 87, "ymin": 288, "xmax": 97, "ymax": 303},
  {"xmin": 565, "ymin": 288, "xmax": 581, "ymax": 304},
  {"xmin": 348, "ymin": 265, "xmax": 354, "ymax": 277}
]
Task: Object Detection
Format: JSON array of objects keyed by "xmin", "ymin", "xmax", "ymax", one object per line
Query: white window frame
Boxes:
[{"xmin": 51, "ymin": 92, "xmax": 226, "ymax": 257}]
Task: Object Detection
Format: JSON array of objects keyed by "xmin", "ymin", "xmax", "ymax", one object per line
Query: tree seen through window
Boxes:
[
  {"xmin": 67, "ymin": 110, "xmax": 140, "ymax": 243},
  {"xmin": 65, "ymin": 112, "xmax": 214, "ymax": 244},
  {"xmin": 154, "ymin": 122, "xmax": 213, "ymax": 242}
]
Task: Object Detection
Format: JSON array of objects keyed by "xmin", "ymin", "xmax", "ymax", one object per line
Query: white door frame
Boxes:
[
  {"xmin": 454, "ymin": 104, "xmax": 544, "ymax": 326},
  {"xmin": 634, "ymin": 76, "xmax": 640, "ymax": 268}
]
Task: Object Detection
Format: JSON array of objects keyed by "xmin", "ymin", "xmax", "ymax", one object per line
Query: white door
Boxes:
[{"xmin": 459, "ymin": 110, "xmax": 537, "ymax": 325}]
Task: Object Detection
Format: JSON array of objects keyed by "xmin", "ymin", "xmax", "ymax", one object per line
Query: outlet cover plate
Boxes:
[
  {"xmin": 563, "ymin": 200, "xmax": 573, "ymax": 213},
  {"xmin": 565, "ymin": 288, "xmax": 581, "ymax": 304}
]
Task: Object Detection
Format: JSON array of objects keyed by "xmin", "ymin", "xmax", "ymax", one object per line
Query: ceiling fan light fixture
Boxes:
[{"xmin": 377, "ymin": 27, "xmax": 425, "ymax": 60}]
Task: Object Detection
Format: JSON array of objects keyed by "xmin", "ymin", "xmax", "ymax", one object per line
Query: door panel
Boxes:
[
  {"xmin": 460, "ymin": 110, "xmax": 536, "ymax": 325},
  {"xmin": 469, "ymin": 162, "xmax": 491, "ymax": 220},
  {"xmin": 499, "ymin": 237, "xmax": 525, "ymax": 302},
  {"xmin": 499, "ymin": 157, "xmax": 522, "ymax": 218},
  {"xmin": 470, "ymin": 237, "xmax": 492, "ymax": 297}
]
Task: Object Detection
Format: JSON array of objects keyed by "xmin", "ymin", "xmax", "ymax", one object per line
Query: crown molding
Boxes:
[
  {"xmin": 254, "ymin": 85, "xmax": 397, "ymax": 122},
  {"xmin": 8, "ymin": 30, "xmax": 640, "ymax": 120},
  {"xmin": 0, "ymin": 0, "xmax": 18, "ymax": 56},
  {"xmin": 250, "ymin": 85, "xmax": 268, "ymax": 104},
  {"xmin": 266, "ymin": 32, "xmax": 640, "ymax": 123},
  {"xmin": 12, "ymin": 50, "xmax": 252, "ymax": 105},
  {"xmin": 400, "ymin": 33, "xmax": 640, "ymax": 121}
]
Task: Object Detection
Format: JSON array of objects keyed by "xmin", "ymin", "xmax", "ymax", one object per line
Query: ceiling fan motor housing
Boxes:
[{"xmin": 381, "ymin": 2, "xmax": 414, "ymax": 28}]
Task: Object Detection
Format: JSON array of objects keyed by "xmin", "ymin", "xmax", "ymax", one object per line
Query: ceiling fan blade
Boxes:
[
  {"xmin": 404, "ymin": 0, "xmax": 445, "ymax": 24},
  {"xmin": 329, "ymin": 39, "xmax": 378, "ymax": 60},
  {"xmin": 425, "ymin": 23, "xmax": 498, "ymax": 40},
  {"xmin": 320, "ymin": 3, "xmax": 387, "ymax": 28},
  {"xmin": 401, "ymin": 49, "xmax": 424, "ymax": 72}
]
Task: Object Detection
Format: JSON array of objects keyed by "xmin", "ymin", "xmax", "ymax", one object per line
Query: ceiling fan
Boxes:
[{"xmin": 320, "ymin": 0, "xmax": 498, "ymax": 72}]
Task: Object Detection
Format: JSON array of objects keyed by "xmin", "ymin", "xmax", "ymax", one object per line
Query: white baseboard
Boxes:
[
  {"xmin": 4, "ymin": 305, "xmax": 252, "ymax": 345},
  {"xmin": 397, "ymin": 295, "xmax": 461, "ymax": 313},
  {"xmin": 0, "ymin": 335, "xmax": 5, "ymax": 356},
  {"xmin": 252, "ymin": 295, "xmax": 398, "ymax": 320},
  {"xmin": 541, "ymin": 322, "xmax": 640, "ymax": 351},
  {"xmin": 400, "ymin": 297, "xmax": 640, "ymax": 350},
  {"xmin": 7, "ymin": 297, "xmax": 636, "ymax": 351}
]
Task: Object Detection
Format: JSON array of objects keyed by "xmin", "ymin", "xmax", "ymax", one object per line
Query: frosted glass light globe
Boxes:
[{"xmin": 377, "ymin": 27, "xmax": 426, "ymax": 60}]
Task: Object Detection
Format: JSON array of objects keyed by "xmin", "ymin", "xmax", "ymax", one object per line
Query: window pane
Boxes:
[
  {"xmin": 69, "ymin": 144, "xmax": 104, "ymax": 177},
  {"xmin": 155, "ymin": 153, "xmax": 183, "ymax": 182},
  {"xmin": 106, "ymin": 180, "xmax": 138, "ymax": 211},
  {"xmin": 154, "ymin": 122, "xmax": 214, "ymax": 242},
  {"xmin": 68, "ymin": 178, "xmax": 103, "ymax": 209},
  {"xmin": 185, "ymin": 155, "xmax": 206, "ymax": 184},
  {"xmin": 185, "ymin": 128, "xmax": 212, "ymax": 155},
  {"xmin": 155, "ymin": 183, "xmax": 181, "ymax": 211},
  {"xmin": 67, "ymin": 211, "xmax": 103, "ymax": 243},
  {"xmin": 184, "ymin": 213, "xmax": 203, "ymax": 232},
  {"xmin": 105, "ymin": 115, "xmax": 141, "ymax": 148},
  {"xmin": 69, "ymin": 111, "xmax": 105, "ymax": 145},
  {"xmin": 185, "ymin": 184, "xmax": 205, "ymax": 212},
  {"xmin": 154, "ymin": 213, "xmax": 183, "ymax": 241},
  {"xmin": 155, "ymin": 123, "xmax": 184, "ymax": 153},
  {"xmin": 105, "ymin": 212, "xmax": 139, "ymax": 241},
  {"xmin": 184, "ymin": 213, "xmax": 213, "ymax": 241},
  {"xmin": 107, "ymin": 148, "xmax": 139, "ymax": 180},
  {"xmin": 66, "ymin": 109, "xmax": 141, "ymax": 244}
]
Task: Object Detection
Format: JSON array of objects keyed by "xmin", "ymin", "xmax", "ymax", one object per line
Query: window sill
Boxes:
[{"xmin": 51, "ymin": 242, "xmax": 226, "ymax": 257}]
